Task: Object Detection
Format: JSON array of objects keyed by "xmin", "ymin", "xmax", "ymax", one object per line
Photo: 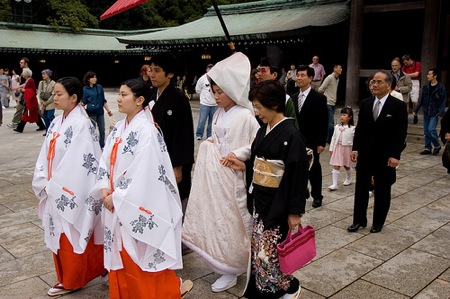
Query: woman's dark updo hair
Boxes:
[
  {"xmin": 57, "ymin": 77, "xmax": 83, "ymax": 103},
  {"xmin": 122, "ymin": 78, "xmax": 152, "ymax": 107},
  {"xmin": 249, "ymin": 79, "xmax": 285, "ymax": 113}
]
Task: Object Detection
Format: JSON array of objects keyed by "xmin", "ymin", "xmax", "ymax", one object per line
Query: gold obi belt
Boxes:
[{"xmin": 252, "ymin": 157, "xmax": 285, "ymax": 188}]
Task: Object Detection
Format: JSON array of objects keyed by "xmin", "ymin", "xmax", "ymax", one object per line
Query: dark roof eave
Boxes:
[
  {"xmin": 0, "ymin": 47, "xmax": 151, "ymax": 55},
  {"xmin": 119, "ymin": 27, "xmax": 312, "ymax": 47}
]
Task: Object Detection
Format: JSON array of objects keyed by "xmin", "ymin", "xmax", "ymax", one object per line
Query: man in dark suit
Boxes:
[
  {"xmin": 292, "ymin": 65, "xmax": 328, "ymax": 208},
  {"xmin": 347, "ymin": 70, "xmax": 407, "ymax": 233}
]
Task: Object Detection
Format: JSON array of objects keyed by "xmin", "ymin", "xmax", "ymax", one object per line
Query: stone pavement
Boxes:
[{"xmin": 0, "ymin": 89, "xmax": 449, "ymax": 299}]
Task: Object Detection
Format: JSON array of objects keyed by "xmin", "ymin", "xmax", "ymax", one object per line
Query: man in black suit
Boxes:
[
  {"xmin": 293, "ymin": 65, "xmax": 328, "ymax": 208},
  {"xmin": 347, "ymin": 70, "xmax": 407, "ymax": 233}
]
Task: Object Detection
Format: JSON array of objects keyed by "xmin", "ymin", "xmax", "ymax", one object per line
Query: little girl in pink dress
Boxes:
[{"xmin": 328, "ymin": 107, "xmax": 355, "ymax": 191}]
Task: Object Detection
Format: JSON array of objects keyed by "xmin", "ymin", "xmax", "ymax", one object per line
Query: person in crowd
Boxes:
[
  {"xmin": 222, "ymin": 79, "xmax": 308, "ymax": 299},
  {"xmin": 10, "ymin": 68, "xmax": 21, "ymax": 107},
  {"xmin": 285, "ymin": 63, "xmax": 298, "ymax": 96},
  {"xmin": 32, "ymin": 77, "xmax": 105, "ymax": 297},
  {"xmin": 402, "ymin": 54, "xmax": 421, "ymax": 113},
  {"xmin": 37, "ymin": 69, "xmax": 56, "ymax": 135},
  {"xmin": 256, "ymin": 57, "xmax": 298, "ymax": 128},
  {"xmin": 138, "ymin": 64, "xmax": 155, "ymax": 99},
  {"xmin": 139, "ymin": 64, "xmax": 152, "ymax": 88},
  {"xmin": 309, "ymin": 55, "xmax": 325, "ymax": 90},
  {"xmin": 292, "ymin": 65, "xmax": 328, "ymax": 208},
  {"xmin": 413, "ymin": 68, "xmax": 447, "ymax": 155},
  {"xmin": 389, "ymin": 79, "xmax": 403, "ymax": 101},
  {"xmin": 183, "ymin": 53, "xmax": 260, "ymax": 293},
  {"xmin": 0, "ymin": 68, "xmax": 9, "ymax": 110},
  {"xmin": 347, "ymin": 70, "xmax": 407, "ymax": 234},
  {"xmin": 189, "ymin": 75, "xmax": 198, "ymax": 99},
  {"xmin": 328, "ymin": 106, "xmax": 355, "ymax": 191},
  {"xmin": 81, "ymin": 71, "xmax": 113, "ymax": 149},
  {"xmin": 318, "ymin": 63, "xmax": 343, "ymax": 143},
  {"xmin": 279, "ymin": 67, "xmax": 287, "ymax": 86},
  {"xmin": 93, "ymin": 78, "xmax": 192, "ymax": 299},
  {"xmin": 13, "ymin": 68, "xmax": 46, "ymax": 133},
  {"xmin": 391, "ymin": 57, "xmax": 412, "ymax": 106},
  {"xmin": 195, "ymin": 63, "xmax": 218, "ymax": 140},
  {"xmin": 149, "ymin": 53, "xmax": 195, "ymax": 213},
  {"xmin": 8, "ymin": 57, "xmax": 30, "ymax": 128}
]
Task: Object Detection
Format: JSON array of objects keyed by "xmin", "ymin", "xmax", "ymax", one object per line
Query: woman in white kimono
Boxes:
[
  {"xmin": 182, "ymin": 52, "xmax": 260, "ymax": 293},
  {"xmin": 32, "ymin": 77, "xmax": 105, "ymax": 297},
  {"xmin": 94, "ymin": 78, "xmax": 191, "ymax": 299}
]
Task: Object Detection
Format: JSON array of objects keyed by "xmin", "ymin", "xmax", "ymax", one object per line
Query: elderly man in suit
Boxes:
[
  {"xmin": 347, "ymin": 70, "xmax": 407, "ymax": 233},
  {"xmin": 293, "ymin": 65, "xmax": 328, "ymax": 208}
]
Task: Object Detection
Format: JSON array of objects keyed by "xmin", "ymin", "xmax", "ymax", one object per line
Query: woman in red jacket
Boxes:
[{"xmin": 13, "ymin": 68, "xmax": 46, "ymax": 133}]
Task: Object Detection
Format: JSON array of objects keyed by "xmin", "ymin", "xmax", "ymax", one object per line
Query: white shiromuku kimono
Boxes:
[
  {"xmin": 32, "ymin": 104, "xmax": 102, "ymax": 254},
  {"xmin": 94, "ymin": 108, "xmax": 183, "ymax": 272},
  {"xmin": 183, "ymin": 52, "xmax": 259, "ymax": 275},
  {"xmin": 182, "ymin": 97, "xmax": 260, "ymax": 273}
]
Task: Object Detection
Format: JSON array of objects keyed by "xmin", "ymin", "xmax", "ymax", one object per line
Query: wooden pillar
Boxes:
[
  {"xmin": 421, "ymin": 0, "xmax": 440, "ymax": 82},
  {"xmin": 345, "ymin": 0, "xmax": 363, "ymax": 108}
]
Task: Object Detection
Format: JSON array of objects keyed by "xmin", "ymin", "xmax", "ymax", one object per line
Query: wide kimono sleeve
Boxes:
[
  {"xmin": 283, "ymin": 129, "xmax": 309, "ymax": 215},
  {"xmin": 232, "ymin": 112, "xmax": 260, "ymax": 161}
]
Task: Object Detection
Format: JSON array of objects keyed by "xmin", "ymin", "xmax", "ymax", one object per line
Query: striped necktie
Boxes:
[
  {"xmin": 373, "ymin": 100, "xmax": 381, "ymax": 121},
  {"xmin": 298, "ymin": 93, "xmax": 305, "ymax": 112}
]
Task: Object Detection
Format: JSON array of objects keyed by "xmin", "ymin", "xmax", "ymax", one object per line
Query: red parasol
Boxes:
[{"xmin": 100, "ymin": 0, "xmax": 149, "ymax": 21}]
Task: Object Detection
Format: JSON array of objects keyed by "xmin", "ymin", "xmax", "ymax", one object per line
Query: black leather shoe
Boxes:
[
  {"xmin": 312, "ymin": 200, "xmax": 322, "ymax": 208},
  {"xmin": 347, "ymin": 223, "xmax": 366, "ymax": 232},
  {"xmin": 419, "ymin": 150, "xmax": 431, "ymax": 155},
  {"xmin": 432, "ymin": 147, "xmax": 441, "ymax": 155},
  {"xmin": 13, "ymin": 128, "xmax": 23, "ymax": 133},
  {"xmin": 370, "ymin": 226, "xmax": 382, "ymax": 233}
]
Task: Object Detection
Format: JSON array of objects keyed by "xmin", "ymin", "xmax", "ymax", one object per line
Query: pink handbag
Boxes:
[{"xmin": 277, "ymin": 225, "xmax": 316, "ymax": 275}]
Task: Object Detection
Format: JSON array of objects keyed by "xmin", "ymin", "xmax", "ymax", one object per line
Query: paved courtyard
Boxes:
[{"xmin": 0, "ymin": 89, "xmax": 449, "ymax": 298}]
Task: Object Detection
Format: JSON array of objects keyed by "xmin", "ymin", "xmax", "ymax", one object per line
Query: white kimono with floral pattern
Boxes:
[
  {"xmin": 32, "ymin": 105, "xmax": 102, "ymax": 254},
  {"xmin": 182, "ymin": 105, "xmax": 259, "ymax": 274},
  {"xmin": 94, "ymin": 108, "xmax": 183, "ymax": 272}
]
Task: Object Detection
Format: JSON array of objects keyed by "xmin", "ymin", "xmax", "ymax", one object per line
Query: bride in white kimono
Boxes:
[
  {"xmin": 182, "ymin": 52, "xmax": 260, "ymax": 293},
  {"xmin": 92, "ymin": 78, "xmax": 190, "ymax": 299},
  {"xmin": 32, "ymin": 77, "xmax": 104, "ymax": 297}
]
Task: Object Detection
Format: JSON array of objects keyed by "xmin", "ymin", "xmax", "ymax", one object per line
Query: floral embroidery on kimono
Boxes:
[
  {"xmin": 130, "ymin": 214, "xmax": 159, "ymax": 234},
  {"xmin": 117, "ymin": 177, "xmax": 132, "ymax": 190},
  {"xmin": 148, "ymin": 250, "xmax": 166, "ymax": 271},
  {"xmin": 56, "ymin": 194, "xmax": 78, "ymax": 211},
  {"xmin": 64, "ymin": 126, "xmax": 73, "ymax": 147},
  {"xmin": 89, "ymin": 125, "xmax": 99, "ymax": 142},
  {"xmin": 158, "ymin": 165, "xmax": 177, "ymax": 194},
  {"xmin": 98, "ymin": 167, "xmax": 109, "ymax": 180},
  {"xmin": 251, "ymin": 213, "xmax": 293, "ymax": 293},
  {"xmin": 85, "ymin": 195, "xmax": 102, "ymax": 216},
  {"xmin": 104, "ymin": 226, "xmax": 113, "ymax": 252},
  {"xmin": 122, "ymin": 131, "xmax": 138, "ymax": 155},
  {"xmin": 83, "ymin": 153, "xmax": 98, "ymax": 175},
  {"xmin": 157, "ymin": 132, "xmax": 167, "ymax": 152}
]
